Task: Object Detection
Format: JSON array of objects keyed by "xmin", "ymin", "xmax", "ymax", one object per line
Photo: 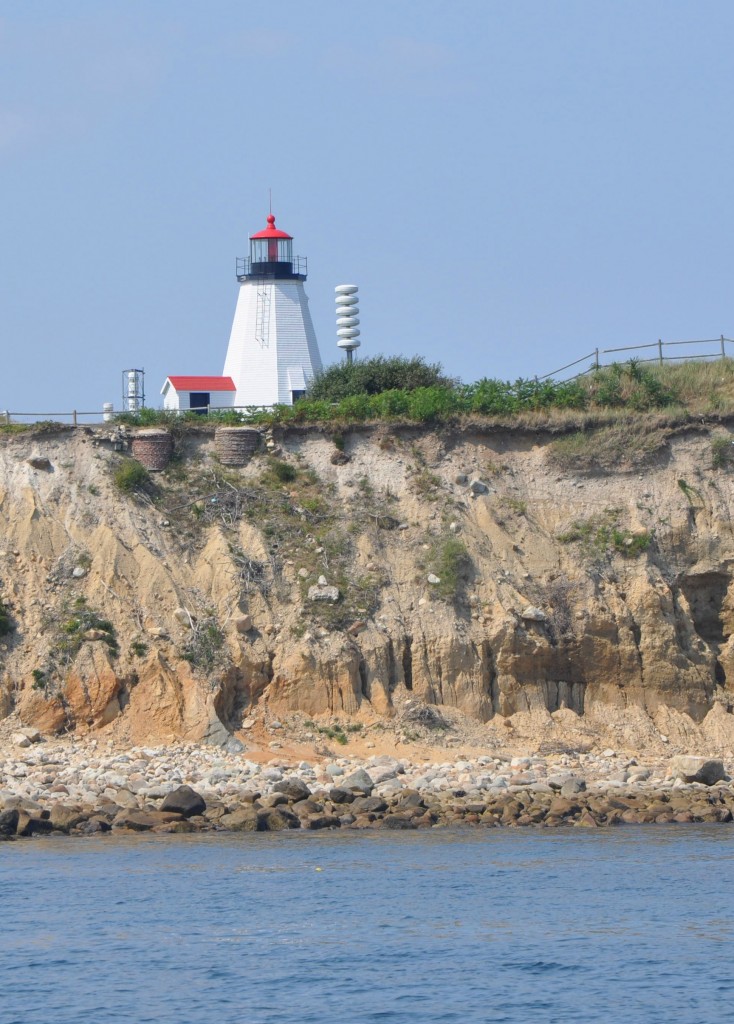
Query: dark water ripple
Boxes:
[{"xmin": 1, "ymin": 826, "xmax": 733, "ymax": 1023}]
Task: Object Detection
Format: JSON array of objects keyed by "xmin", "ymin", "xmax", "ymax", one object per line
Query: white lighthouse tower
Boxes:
[{"xmin": 222, "ymin": 213, "xmax": 322, "ymax": 407}]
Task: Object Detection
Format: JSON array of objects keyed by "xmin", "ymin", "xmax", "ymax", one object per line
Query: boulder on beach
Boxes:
[
  {"xmin": 113, "ymin": 810, "xmax": 183, "ymax": 831},
  {"xmin": 560, "ymin": 777, "xmax": 587, "ymax": 797},
  {"xmin": 257, "ymin": 808, "xmax": 300, "ymax": 831},
  {"xmin": 49, "ymin": 804, "xmax": 88, "ymax": 833},
  {"xmin": 669, "ymin": 756, "xmax": 727, "ymax": 786},
  {"xmin": 220, "ymin": 806, "xmax": 258, "ymax": 832},
  {"xmin": 161, "ymin": 785, "xmax": 206, "ymax": 817},
  {"xmin": 307, "ymin": 814, "xmax": 340, "ymax": 830},
  {"xmin": 273, "ymin": 777, "xmax": 312, "ymax": 802},
  {"xmin": 341, "ymin": 768, "xmax": 374, "ymax": 795},
  {"xmin": 16, "ymin": 812, "xmax": 54, "ymax": 837},
  {"xmin": 0, "ymin": 808, "xmax": 20, "ymax": 836},
  {"xmin": 351, "ymin": 795, "xmax": 388, "ymax": 814},
  {"xmin": 329, "ymin": 787, "xmax": 354, "ymax": 804}
]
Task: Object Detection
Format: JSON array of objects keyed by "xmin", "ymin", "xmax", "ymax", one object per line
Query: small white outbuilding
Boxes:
[{"xmin": 161, "ymin": 376, "xmax": 236, "ymax": 413}]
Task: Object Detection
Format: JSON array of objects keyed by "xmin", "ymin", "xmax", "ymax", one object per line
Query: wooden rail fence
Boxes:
[{"xmin": 540, "ymin": 335, "xmax": 734, "ymax": 382}]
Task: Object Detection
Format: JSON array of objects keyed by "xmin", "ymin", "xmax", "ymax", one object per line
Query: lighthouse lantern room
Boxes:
[{"xmin": 223, "ymin": 213, "xmax": 322, "ymax": 408}]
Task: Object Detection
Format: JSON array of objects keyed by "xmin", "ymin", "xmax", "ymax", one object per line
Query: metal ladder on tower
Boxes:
[{"xmin": 255, "ymin": 277, "xmax": 271, "ymax": 349}]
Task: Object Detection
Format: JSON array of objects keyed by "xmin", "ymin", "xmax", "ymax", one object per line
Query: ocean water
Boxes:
[{"xmin": 1, "ymin": 826, "xmax": 733, "ymax": 1024}]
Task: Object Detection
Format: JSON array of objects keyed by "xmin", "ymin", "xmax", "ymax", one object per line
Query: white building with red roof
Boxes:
[{"xmin": 161, "ymin": 375, "xmax": 236, "ymax": 413}]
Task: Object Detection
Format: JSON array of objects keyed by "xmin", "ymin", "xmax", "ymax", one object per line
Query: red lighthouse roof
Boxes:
[{"xmin": 250, "ymin": 213, "xmax": 292, "ymax": 240}]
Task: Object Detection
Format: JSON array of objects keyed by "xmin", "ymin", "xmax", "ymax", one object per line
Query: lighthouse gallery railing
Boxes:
[{"xmin": 235, "ymin": 255, "xmax": 308, "ymax": 279}]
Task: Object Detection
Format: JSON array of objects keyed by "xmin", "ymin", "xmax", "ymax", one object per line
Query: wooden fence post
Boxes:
[
  {"xmin": 595, "ymin": 347, "xmax": 599, "ymax": 369},
  {"xmin": 658, "ymin": 339, "xmax": 663, "ymax": 365},
  {"xmin": 72, "ymin": 410, "xmax": 77, "ymax": 427},
  {"xmin": 722, "ymin": 335, "xmax": 726, "ymax": 360}
]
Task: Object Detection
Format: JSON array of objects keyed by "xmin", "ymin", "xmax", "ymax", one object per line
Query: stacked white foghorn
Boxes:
[{"xmin": 335, "ymin": 284, "xmax": 360, "ymax": 360}]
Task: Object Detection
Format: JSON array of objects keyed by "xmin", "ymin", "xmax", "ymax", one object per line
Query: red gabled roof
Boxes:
[
  {"xmin": 250, "ymin": 213, "xmax": 292, "ymax": 240},
  {"xmin": 166, "ymin": 376, "xmax": 236, "ymax": 392}
]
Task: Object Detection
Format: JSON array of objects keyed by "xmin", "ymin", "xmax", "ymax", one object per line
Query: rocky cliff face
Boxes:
[{"xmin": 2, "ymin": 419, "xmax": 734, "ymax": 756}]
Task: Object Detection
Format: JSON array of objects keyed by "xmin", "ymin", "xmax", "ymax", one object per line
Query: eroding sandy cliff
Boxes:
[{"xmin": 2, "ymin": 419, "xmax": 734, "ymax": 756}]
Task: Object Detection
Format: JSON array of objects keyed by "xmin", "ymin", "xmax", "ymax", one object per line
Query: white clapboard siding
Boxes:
[{"xmin": 223, "ymin": 279, "xmax": 322, "ymax": 407}]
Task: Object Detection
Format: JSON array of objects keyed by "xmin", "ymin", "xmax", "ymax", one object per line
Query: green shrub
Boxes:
[
  {"xmin": 32, "ymin": 669, "xmax": 47, "ymax": 690},
  {"xmin": 114, "ymin": 459, "xmax": 150, "ymax": 493},
  {"xmin": 181, "ymin": 617, "xmax": 226, "ymax": 671},
  {"xmin": 115, "ymin": 407, "xmax": 217, "ymax": 428},
  {"xmin": 405, "ymin": 386, "xmax": 461, "ymax": 421},
  {"xmin": 611, "ymin": 528, "xmax": 652, "ymax": 557},
  {"xmin": 585, "ymin": 360, "xmax": 676, "ymax": 410},
  {"xmin": 337, "ymin": 393, "xmax": 374, "ymax": 421},
  {"xmin": 308, "ymin": 355, "xmax": 453, "ymax": 401},
  {"xmin": 0, "ymin": 420, "xmax": 67, "ymax": 435},
  {"xmin": 463, "ymin": 377, "xmax": 519, "ymax": 415},
  {"xmin": 115, "ymin": 408, "xmax": 174, "ymax": 427},
  {"xmin": 313, "ymin": 723, "xmax": 351, "ymax": 744},
  {"xmin": 370, "ymin": 389, "xmax": 410, "ymax": 418},
  {"xmin": 208, "ymin": 409, "xmax": 247, "ymax": 425},
  {"xmin": 462, "ymin": 376, "xmax": 586, "ymax": 415},
  {"xmin": 0, "ymin": 423, "xmax": 33, "ymax": 434},
  {"xmin": 48, "ymin": 601, "xmax": 119, "ymax": 664},
  {"xmin": 279, "ymin": 399, "xmax": 334, "ymax": 423}
]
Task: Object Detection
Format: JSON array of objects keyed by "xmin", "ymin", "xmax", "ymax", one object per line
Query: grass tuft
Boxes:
[
  {"xmin": 548, "ymin": 421, "xmax": 669, "ymax": 471},
  {"xmin": 263, "ymin": 457, "xmax": 298, "ymax": 485},
  {"xmin": 426, "ymin": 537, "xmax": 473, "ymax": 601},
  {"xmin": 711, "ymin": 435, "xmax": 734, "ymax": 469},
  {"xmin": 113, "ymin": 459, "xmax": 151, "ymax": 493},
  {"xmin": 558, "ymin": 508, "xmax": 652, "ymax": 559}
]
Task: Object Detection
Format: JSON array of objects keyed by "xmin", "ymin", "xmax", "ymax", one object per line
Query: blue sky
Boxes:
[{"xmin": 2, "ymin": 1, "xmax": 733, "ymax": 414}]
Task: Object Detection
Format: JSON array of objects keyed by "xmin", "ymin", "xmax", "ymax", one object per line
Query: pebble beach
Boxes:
[{"xmin": 2, "ymin": 731, "xmax": 733, "ymax": 838}]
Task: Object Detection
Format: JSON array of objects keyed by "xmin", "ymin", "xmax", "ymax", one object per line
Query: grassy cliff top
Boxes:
[
  {"xmin": 121, "ymin": 357, "xmax": 734, "ymax": 428},
  {"xmin": 5, "ymin": 357, "xmax": 734, "ymax": 437}
]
